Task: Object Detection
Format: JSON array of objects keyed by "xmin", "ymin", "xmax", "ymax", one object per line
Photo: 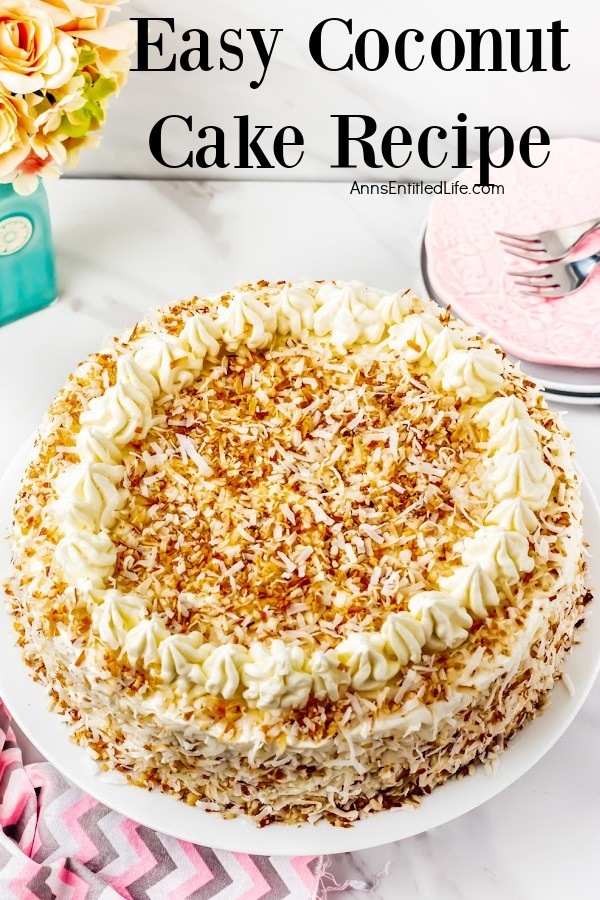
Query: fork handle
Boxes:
[
  {"xmin": 563, "ymin": 217, "xmax": 600, "ymax": 251},
  {"xmin": 574, "ymin": 252, "xmax": 600, "ymax": 272}
]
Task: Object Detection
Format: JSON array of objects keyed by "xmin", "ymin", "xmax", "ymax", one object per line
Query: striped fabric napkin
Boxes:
[{"xmin": 0, "ymin": 704, "xmax": 323, "ymax": 899}]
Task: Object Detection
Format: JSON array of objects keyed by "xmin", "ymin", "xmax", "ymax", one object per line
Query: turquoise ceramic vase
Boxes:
[{"xmin": 0, "ymin": 182, "xmax": 58, "ymax": 327}]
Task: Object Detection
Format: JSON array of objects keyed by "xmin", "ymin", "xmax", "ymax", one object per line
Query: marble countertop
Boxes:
[{"xmin": 0, "ymin": 179, "xmax": 599, "ymax": 899}]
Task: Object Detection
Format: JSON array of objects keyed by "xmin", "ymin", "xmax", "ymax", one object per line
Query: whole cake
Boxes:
[{"xmin": 8, "ymin": 280, "xmax": 588, "ymax": 825}]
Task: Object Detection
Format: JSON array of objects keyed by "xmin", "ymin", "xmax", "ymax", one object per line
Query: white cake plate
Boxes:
[{"xmin": 0, "ymin": 437, "xmax": 599, "ymax": 856}]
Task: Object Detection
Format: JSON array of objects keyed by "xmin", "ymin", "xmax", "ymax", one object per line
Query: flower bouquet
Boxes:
[
  {"xmin": 0, "ymin": 0, "xmax": 135, "ymax": 194},
  {"xmin": 0, "ymin": 0, "xmax": 135, "ymax": 326}
]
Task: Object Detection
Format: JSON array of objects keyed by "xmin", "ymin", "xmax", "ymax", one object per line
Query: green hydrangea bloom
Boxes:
[{"xmin": 56, "ymin": 45, "xmax": 120, "ymax": 140}]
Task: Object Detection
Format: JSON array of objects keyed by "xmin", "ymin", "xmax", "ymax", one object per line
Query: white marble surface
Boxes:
[
  {"xmin": 77, "ymin": 0, "xmax": 600, "ymax": 181},
  {"xmin": 0, "ymin": 179, "xmax": 599, "ymax": 899}
]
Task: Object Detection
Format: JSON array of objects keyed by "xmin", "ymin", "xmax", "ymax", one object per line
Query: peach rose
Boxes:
[
  {"xmin": 31, "ymin": 0, "xmax": 120, "ymax": 31},
  {"xmin": 0, "ymin": 1, "xmax": 78, "ymax": 93},
  {"xmin": 0, "ymin": 86, "xmax": 32, "ymax": 177}
]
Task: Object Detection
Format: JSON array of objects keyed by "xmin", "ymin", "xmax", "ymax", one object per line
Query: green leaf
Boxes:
[
  {"xmin": 88, "ymin": 76, "xmax": 117, "ymax": 103},
  {"xmin": 61, "ymin": 109, "xmax": 92, "ymax": 138},
  {"xmin": 78, "ymin": 45, "xmax": 98, "ymax": 69}
]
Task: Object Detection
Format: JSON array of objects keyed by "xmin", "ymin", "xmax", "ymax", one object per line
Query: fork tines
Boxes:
[
  {"xmin": 497, "ymin": 232, "xmax": 548, "ymax": 261},
  {"xmin": 508, "ymin": 270, "xmax": 561, "ymax": 298}
]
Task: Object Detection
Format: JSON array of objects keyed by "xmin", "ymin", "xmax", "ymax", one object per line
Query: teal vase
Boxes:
[{"xmin": 0, "ymin": 182, "xmax": 58, "ymax": 327}]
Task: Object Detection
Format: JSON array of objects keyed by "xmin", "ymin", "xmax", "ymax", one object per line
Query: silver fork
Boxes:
[
  {"xmin": 510, "ymin": 253, "xmax": 600, "ymax": 298},
  {"xmin": 497, "ymin": 217, "xmax": 600, "ymax": 263}
]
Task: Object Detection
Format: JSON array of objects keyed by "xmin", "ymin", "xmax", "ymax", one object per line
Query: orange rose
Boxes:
[
  {"xmin": 0, "ymin": 1, "xmax": 78, "ymax": 93},
  {"xmin": 31, "ymin": 0, "xmax": 121, "ymax": 31},
  {"xmin": 0, "ymin": 86, "xmax": 32, "ymax": 177},
  {"xmin": 31, "ymin": 0, "xmax": 135, "ymax": 54}
]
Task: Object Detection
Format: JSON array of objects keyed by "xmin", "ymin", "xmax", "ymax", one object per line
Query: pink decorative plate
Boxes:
[{"xmin": 425, "ymin": 137, "xmax": 600, "ymax": 367}]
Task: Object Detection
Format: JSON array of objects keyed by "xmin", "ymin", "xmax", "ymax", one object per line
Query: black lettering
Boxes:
[
  {"xmin": 235, "ymin": 115, "xmax": 274, "ymax": 168},
  {"xmin": 331, "ymin": 115, "xmax": 382, "ymax": 169},
  {"xmin": 355, "ymin": 29, "xmax": 389, "ymax": 71},
  {"xmin": 418, "ymin": 126, "xmax": 448, "ymax": 168},
  {"xmin": 180, "ymin": 29, "xmax": 212, "ymax": 72},
  {"xmin": 520, "ymin": 127, "xmax": 550, "ymax": 167},
  {"xmin": 220, "ymin": 29, "xmax": 243, "ymax": 72},
  {"xmin": 476, "ymin": 125, "xmax": 514, "ymax": 184},
  {"xmin": 273, "ymin": 126, "xmax": 305, "ymax": 168},
  {"xmin": 309, "ymin": 18, "xmax": 353, "ymax": 71},
  {"xmin": 381, "ymin": 126, "xmax": 412, "ymax": 167},
  {"xmin": 452, "ymin": 113, "xmax": 472, "ymax": 168},
  {"xmin": 549, "ymin": 20, "xmax": 569, "ymax": 71},
  {"xmin": 149, "ymin": 115, "xmax": 192, "ymax": 168},
  {"xmin": 196, "ymin": 126, "xmax": 228, "ymax": 168},
  {"xmin": 507, "ymin": 29, "xmax": 546, "ymax": 72},
  {"xmin": 431, "ymin": 29, "xmax": 465, "ymax": 71},
  {"xmin": 395, "ymin": 30, "xmax": 425, "ymax": 71},
  {"xmin": 248, "ymin": 28, "xmax": 283, "ymax": 89},
  {"xmin": 466, "ymin": 29, "xmax": 506, "ymax": 71},
  {"xmin": 131, "ymin": 18, "xmax": 175, "ymax": 72}
]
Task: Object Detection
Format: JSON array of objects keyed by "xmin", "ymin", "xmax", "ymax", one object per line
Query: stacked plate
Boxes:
[
  {"xmin": 420, "ymin": 236, "xmax": 600, "ymax": 405},
  {"xmin": 419, "ymin": 138, "xmax": 600, "ymax": 406}
]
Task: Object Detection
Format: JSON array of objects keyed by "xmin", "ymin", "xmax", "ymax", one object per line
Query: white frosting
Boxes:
[
  {"xmin": 408, "ymin": 591, "xmax": 473, "ymax": 652},
  {"xmin": 475, "ymin": 395, "xmax": 531, "ymax": 431},
  {"xmin": 381, "ymin": 612, "xmax": 427, "ymax": 665},
  {"xmin": 59, "ymin": 462, "xmax": 125, "ymax": 531},
  {"xmin": 91, "ymin": 590, "xmax": 146, "ymax": 651},
  {"xmin": 313, "ymin": 281, "xmax": 386, "ymax": 349},
  {"xmin": 134, "ymin": 335, "xmax": 198, "ymax": 396},
  {"xmin": 242, "ymin": 640, "xmax": 312, "ymax": 710},
  {"xmin": 203, "ymin": 644, "xmax": 248, "ymax": 699},
  {"xmin": 425, "ymin": 327, "xmax": 465, "ymax": 366},
  {"xmin": 218, "ymin": 292, "xmax": 277, "ymax": 350},
  {"xmin": 436, "ymin": 348, "xmax": 504, "ymax": 400},
  {"xmin": 483, "ymin": 448, "xmax": 554, "ymax": 510},
  {"xmin": 485, "ymin": 498, "xmax": 538, "ymax": 535},
  {"xmin": 488, "ymin": 418, "xmax": 538, "ymax": 454},
  {"xmin": 462, "ymin": 526, "xmax": 533, "ymax": 584},
  {"xmin": 309, "ymin": 650, "xmax": 347, "ymax": 702},
  {"xmin": 76, "ymin": 427, "xmax": 122, "ymax": 469},
  {"xmin": 179, "ymin": 313, "xmax": 222, "ymax": 361},
  {"xmin": 377, "ymin": 290, "xmax": 415, "ymax": 325},
  {"xmin": 439, "ymin": 565, "xmax": 499, "ymax": 619},
  {"xmin": 81, "ymin": 359, "xmax": 155, "ymax": 448},
  {"xmin": 335, "ymin": 633, "xmax": 400, "ymax": 691},
  {"xmin": 124, "ymin": 618, "xmax": 168, "ymax": 668},
  {"xmin": 117, "ymin": 354, "xmax": 161, "ymax": 402},
  {"xmin": 318, "ymin": 280, "xmax": 386, "ymax": 310},
  {"xmin": 79, "ymin": 581, "xmax": 109, "ymax": 607},
  {"xmin": 273, "ymin": 284, "xmax": 316, "ymax": 338},
  {"xmin": 388, "ymin": 314, "xmax": 443, "ymax": 361},
  {"xmin": 55, "ymin": 530, "xmax": 116, "ymax": 583},
  {"xmin": 158, "ymin": 633, "xmax": 211, "ymax": 685}
]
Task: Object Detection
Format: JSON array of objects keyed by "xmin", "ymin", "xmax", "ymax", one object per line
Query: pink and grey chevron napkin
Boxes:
[{"xmin": 0, "ymin": 704, "xmax": 323, "ymax": 899}]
